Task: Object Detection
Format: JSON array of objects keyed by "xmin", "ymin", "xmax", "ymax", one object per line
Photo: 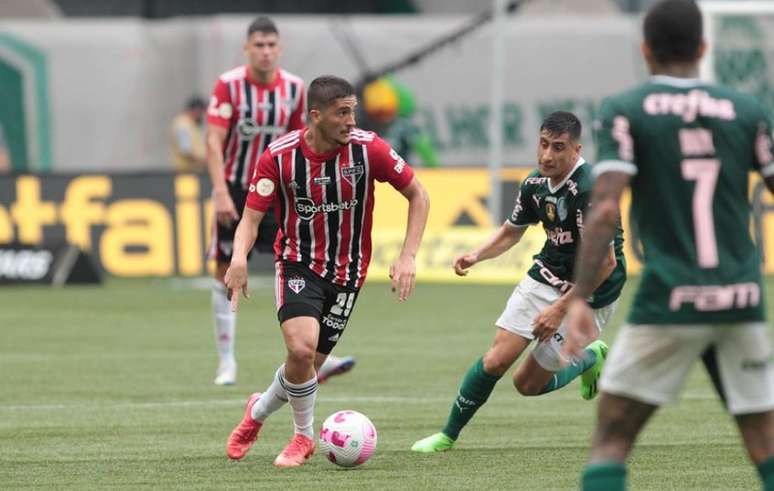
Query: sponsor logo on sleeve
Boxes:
[
  {"xmin": 218, "ymin": 102, "xmax": 233, "ymax": 119},
  {"xmin": 256, "ymin": 178, "xmax": 275, "ymax": 197},
  {"xmin": 389, "ymin": 148, "xmax": 406, "ymax": 173}
]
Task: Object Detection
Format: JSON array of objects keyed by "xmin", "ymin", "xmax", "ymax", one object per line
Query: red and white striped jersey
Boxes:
[
  {"xmin": 246, "ymin": 128, "xmax": 415, "ymax": 289},
  {"xmin": 207, "ymin": 66, "xmax": 305, "ymax": 189}
]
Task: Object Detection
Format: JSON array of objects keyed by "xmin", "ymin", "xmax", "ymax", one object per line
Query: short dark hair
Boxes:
[
  {"xmin": 185, "ymin": 95, "xmax": 206, "ymax": 111},
  {"xmin": 247, "ymin": 16, "xmax": 278, "ymax": 38},
  {"xmin": 643, "ymin": 0, "xmax": 702, "ymax": 65},
  {"xmin": 307, "ymin": 75, "xmax": 356, "ymax": 112},
  {"xmin": 540, "ymin": 111, "xmax": 581, "ymax": 141}
]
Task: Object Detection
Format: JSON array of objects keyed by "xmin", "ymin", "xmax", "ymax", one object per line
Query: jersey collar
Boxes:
[
  {"xmin": 548, "ymin": 156, "xmax": 586, "ymax": 194},
  {"xmin": 649, "ymin": 75, "xmax": 703, "ymax": 88},
  {"xmin": 300, "ymin": 128, "xmax": 342, "ymax": 161},
  {"xmin": 245, "ymin": 66, "xmax": 282, "ymax": 89}
]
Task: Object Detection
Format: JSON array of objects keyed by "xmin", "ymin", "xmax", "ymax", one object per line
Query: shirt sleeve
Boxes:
[
  {"xmin": 507, "ymin": 180, "xmax": 538, "ymax": 227},
  {"xmin": 288, "ymin": 82, "xmax": 306, "ymax": 132},
  {"xmin": 246, "ymin": 149, "xmax": 280, "ymax": 213},
  {"xmin": 753, "ymin": 108, "xmax": 774, "ymax": 177},
  {"xmin": 593, "ymin": 97, "xmax": 638, "ymax": 178},
  {"xmin": 206, "ymin": 78, "xmax": 234, "ymax": 130},
  {"xmin": 368, "ymin": 135, "xmax": 415, "ymax": 190}
]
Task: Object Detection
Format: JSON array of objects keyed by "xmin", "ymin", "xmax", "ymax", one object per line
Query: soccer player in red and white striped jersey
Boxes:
[
  {"xmin": 204, "ymin": 17, "xmax": 354, "ymax": 387},
  {"xmin": 223, "ymin": 75, "xmax": 430, "ymax": 467}
]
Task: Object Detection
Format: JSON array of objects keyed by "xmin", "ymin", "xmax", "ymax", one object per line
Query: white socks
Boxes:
[
  {"xmin": 252, "ymin": 365, "xmax": 290, "ymax": 422},
  {"xmin": 279, "ymin": 370, "xmax": 318, "ymax": 438},
  {"xmin": 212, "ymin": 282, "xmax": 236, "ymax": 370}
]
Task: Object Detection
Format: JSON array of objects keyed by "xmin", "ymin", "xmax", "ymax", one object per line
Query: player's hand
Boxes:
[
  {"xmin": 224, "ymin": 259, "xmax": 250, "ymax": 312},
  {"xmin": 213, "ymin": 188, "xmax": 239, "ymax": 226},
  {"xmin": 389, "ymin": 254, "xmax": 416, "ymax": 302},
  {"xmin": 532, "ymin": 302, "xmax": 565, "ymax": 343},
  {"xmin": 452, "ymin": 252, "xmax": 478, "ymax": 276},
  {"xmin": 561, "ymin": 297, "xmax": 597, "ymax": 358}
]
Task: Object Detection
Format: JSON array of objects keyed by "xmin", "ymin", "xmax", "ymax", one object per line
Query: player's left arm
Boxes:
[
  {"xmin": 555, "ymin": 97, "xmax": 636, "ymax": 354},
  {"xmin": 560, "ymin": 171, "xmax": 631, "ymax": 354},
  {"xmin": 371, "ymin": 135, "xmax": 430, "ymax": 302},
  {"xmin": 392, "ymin": 176, "xmax": 430, "ymax": 302}
]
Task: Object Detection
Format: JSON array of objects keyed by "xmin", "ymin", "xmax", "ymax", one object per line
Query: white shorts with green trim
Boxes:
[{"xmin": 495, "ymin": 275, "xmax": 618, "ymax": 372}]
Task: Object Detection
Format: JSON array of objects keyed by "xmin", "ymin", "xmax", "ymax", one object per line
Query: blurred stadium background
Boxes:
[
  {"xmin": 1, "ymin": 0, "xmax": 773, "ymax": 284},
  {"xmin": 1, "ymin": 1, "xmax": 773, "ymax": 489}
]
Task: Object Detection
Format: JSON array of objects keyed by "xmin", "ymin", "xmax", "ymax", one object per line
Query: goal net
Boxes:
[{"xmin": 700, "ymin": 1, "xmax": 774, "ymax": 115}]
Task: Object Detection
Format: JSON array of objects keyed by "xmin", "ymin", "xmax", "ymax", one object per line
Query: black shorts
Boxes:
[
  {"xmin": 275, "ymin": 261, "xmax": 360, "ymax": 355},
  {"xmin": 211, "ymin": 183, "xmax": 278, "ymax": 263}
]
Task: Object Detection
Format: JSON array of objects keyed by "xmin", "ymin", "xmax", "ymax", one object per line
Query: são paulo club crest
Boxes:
[
  {"xmin": 341, "ymin": 163, "xmax": 364, "ymax": 187},
  {"xmin": 288, "ymin": 276, "xmax": 306, "ymax": 294}
]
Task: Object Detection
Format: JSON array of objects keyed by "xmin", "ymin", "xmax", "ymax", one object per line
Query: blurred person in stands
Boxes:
[
  {"xmin": 171, "ymin": 96, "xmax": 207, "ymax": 173},
  {"xmin": 205, "ymin": 16, "xmax": 355, "ymax": 386},
  {"xmin": 363, "ymin": 77, "xmax": 440, "ymax": 168}
]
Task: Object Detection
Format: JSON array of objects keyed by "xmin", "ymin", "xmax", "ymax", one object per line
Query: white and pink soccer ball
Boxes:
[{"xmin": 319, "ymin": 410, "xmax": 377, "ymax": 468}]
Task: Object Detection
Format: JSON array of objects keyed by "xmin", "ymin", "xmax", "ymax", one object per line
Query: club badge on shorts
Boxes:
[{"xmin": 288, "ymin": 276, "xmax": 306, "ymax": 294}]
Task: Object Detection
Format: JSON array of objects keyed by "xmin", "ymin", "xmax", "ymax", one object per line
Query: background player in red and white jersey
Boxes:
[
  {"xmin": 204, "ymin": 17, "xmax": 353, "ymax": 386},
  {"xmin": 223, "ymin": 75, "xmax": 430, "ymax": 467}
]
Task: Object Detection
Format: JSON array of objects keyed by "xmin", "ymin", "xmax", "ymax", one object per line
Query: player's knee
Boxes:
[
  {"xmin": 286, "ymin": 344, "xmax": 316, "ymax": 368},
  {"xmin": 482, "ymin": 350, "xmax": 510, "ymax": 376}
]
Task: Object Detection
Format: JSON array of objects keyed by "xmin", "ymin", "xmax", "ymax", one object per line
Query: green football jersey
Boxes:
[
  {"xmin": 594, "ymin": 75, "xmax": 774, "ymax": 324},
  {"xmin": 508, "ymin": 158, "xmax": 627, "ymax": 308}
]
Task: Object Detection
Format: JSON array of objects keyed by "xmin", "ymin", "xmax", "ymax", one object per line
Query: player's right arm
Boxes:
[
  {"xmin": 453, "ymin": 181, "xmax": 536, "ymax": 276},
  {"xmin": 206, "ymin": 79, "xmax": 239, "ymax": 225},
  {"xmin": 453, "ymin": 222, "xmax": 528, "ymax": 276},
  {"xmin": 225, "ymin": 149, "xmax": 280, "ymax": 311},
  {"xmin": 225, "ymin": 206, "xmax": 265, "ymax": 312}
]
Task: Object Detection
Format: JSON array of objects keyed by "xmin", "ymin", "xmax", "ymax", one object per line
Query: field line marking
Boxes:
[{"xmin": 0, "ymin": 391, "xmax": 720, "ymax": 411}]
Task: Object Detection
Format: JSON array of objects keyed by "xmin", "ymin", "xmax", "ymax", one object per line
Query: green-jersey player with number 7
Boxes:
[{"xmin": 563, "ymin": 1, "xmax": 774, "ymax": 490}]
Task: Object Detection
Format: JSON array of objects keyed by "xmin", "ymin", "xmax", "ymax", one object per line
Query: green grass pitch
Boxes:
[{"xmin": 1, "ymin": 276, "xmax": 771, "ymax": 489}]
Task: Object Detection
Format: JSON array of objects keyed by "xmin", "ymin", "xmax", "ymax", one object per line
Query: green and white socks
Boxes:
[
  {"xmin": 539, "ymin": 345, "xmax": 598, "ymax": 394},
  {"xmin": 441, "ymin": 356, "xmax": 501, "ymax": 441}
]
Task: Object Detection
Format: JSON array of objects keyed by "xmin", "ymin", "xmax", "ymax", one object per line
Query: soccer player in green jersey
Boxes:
[
  {"xmin": 563, "ymin": 1, "xmax": 774, "ymax": 490},
  {"xmin": 411, "ymin": 111, "xmax": 627, "ymax": 453}
]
